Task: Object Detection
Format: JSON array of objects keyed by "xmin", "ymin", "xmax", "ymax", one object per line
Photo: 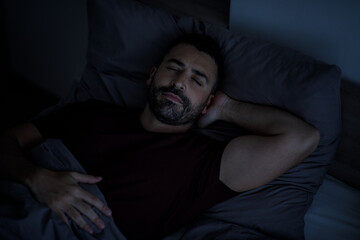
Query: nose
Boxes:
[{"xmin": 171, "ymin": 72, "xmax": 187, "ymax": 91}]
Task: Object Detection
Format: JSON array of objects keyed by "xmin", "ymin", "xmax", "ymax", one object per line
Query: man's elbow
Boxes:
[
  {"xmin": 295, "ymin": 126, "xmax": 320, "ymax": 161},
  {"xmin": 306, "ymin": 127, "xmax": 320, "ymax": 152},
  {"xmin": 311, "ymin": 128, "xmax": 320, "ymax": 149}
]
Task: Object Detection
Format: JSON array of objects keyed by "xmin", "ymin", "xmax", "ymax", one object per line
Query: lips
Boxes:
[{"xmin": 162, "ymin": 92, "xmax": 183, "ymax": 104}]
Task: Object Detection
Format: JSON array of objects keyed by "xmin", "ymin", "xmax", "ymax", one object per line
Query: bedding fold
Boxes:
[{"xmin": 0, "ymin": 139, "xmax": 127, "ymax": 240}]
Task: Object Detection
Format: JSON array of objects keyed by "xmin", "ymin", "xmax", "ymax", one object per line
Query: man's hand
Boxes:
[
  {"xmin": 26, "ymin": 168, "xmax": 112, "ymax": 235},
  {"xmin": 198, "ymin": 91, "xmax": 230, "ymax": 128},
  {"xmin": 1, "ymin": 124, "xmax": 112, "ymax": 234}
]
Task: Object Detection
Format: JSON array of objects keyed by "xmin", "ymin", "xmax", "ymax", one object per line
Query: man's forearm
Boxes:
[
  {"xmin": 218, "ymin": 98, "xmax": 312, "ymax": 136},
  {"xmin": 0, "ymin": 133, "xmax": 41, "ymax": 185}
]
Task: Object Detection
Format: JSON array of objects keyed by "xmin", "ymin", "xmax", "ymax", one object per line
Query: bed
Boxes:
[{"xmin": 1, "ymin": 0, "xmax": 360, "ymax": 239}]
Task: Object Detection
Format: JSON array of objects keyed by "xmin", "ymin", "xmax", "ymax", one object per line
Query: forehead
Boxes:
[{"xmin": 162, "ymin": 44, "xmax": 218, "ymax": 81}]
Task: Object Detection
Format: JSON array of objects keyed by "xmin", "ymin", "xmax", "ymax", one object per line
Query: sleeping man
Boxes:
[{"xmin": 0, "ymin": 34, "xmax": 320, "ymax": 240}]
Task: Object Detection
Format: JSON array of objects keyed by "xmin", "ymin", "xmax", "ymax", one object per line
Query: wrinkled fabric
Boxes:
[{"xmin": 0, "ymin": 139, "xmax": 127, "ymax": 240}]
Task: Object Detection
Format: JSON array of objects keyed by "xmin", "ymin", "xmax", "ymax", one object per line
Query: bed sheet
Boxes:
[{"xmin": 304, "ymin": 174, "xmax": 360, "ymax": 240}]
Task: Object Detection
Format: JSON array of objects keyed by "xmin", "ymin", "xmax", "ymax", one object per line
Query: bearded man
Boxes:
[{"xmin": 0, "ymin": 34, "xmax": 320, "ymax": 240}]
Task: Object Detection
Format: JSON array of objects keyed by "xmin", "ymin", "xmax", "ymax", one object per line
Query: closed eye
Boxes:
[
  {"xmin": 192, "ymin": 78, "xmax": 202, "ymax": 86},
  {"xmin": 167, "ymin": 67, "xmax": 179, "ymax": 72}
]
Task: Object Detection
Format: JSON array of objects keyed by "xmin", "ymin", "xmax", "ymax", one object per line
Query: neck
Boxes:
[{"xmin": 140, "ymin": 104, "xmax": 193, "ymax": 133}]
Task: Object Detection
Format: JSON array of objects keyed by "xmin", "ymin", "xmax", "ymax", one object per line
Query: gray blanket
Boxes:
[{"xmin": 0, "ymin": 139, "xmax": 127, "ymax": 240}]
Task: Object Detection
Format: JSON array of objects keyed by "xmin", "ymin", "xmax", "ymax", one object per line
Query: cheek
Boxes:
[
  {"xmin": 187, "ymin": 89, "xmax": 209, "ymax": 106},
  {"xmin": 154, "ymin": 72, "xmax": 171, "ymax": 86}
]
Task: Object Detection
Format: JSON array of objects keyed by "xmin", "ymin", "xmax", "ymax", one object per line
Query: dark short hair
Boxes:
[{"xmin": 163, "ymin": 33, "xmax": 222, "ymax": 93}]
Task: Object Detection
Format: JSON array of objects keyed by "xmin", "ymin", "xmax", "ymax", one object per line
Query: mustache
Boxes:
[{"xmin": 158, "ymin": 85, "xmax": 188, "ymax": 105}]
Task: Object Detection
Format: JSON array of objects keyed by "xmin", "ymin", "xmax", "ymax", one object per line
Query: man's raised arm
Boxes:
[
  {"xmin": 198, "ymin": 91, "xmax": 320, "ymax": 192},
  {"xmin": 0, "ymin": 123, "xmax": 112, "ymax": 234}
]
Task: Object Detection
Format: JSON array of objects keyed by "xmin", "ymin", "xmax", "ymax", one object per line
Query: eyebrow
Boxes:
[{"xmin": 167, "ymin": 58, "xmax": 209, "ymax": 84}]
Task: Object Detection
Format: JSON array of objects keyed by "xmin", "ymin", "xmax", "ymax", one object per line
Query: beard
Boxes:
[{"xmin": 148, "ymin": 78, "xmax": 208, "ymax": 126}]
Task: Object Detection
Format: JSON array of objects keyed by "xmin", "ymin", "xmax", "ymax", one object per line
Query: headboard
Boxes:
[
  {"xmin": 329, "ymin": 81, "xmax": 360, "ymax": 189},
  {"xmin": 137, "ymin": 0, "xmax": 230, "ymax": 28}
]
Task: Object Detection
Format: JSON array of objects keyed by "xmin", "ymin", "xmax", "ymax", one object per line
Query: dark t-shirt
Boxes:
[{"xmin": 32, "ymin": 100, "xmax": 237, "ymax": 240}]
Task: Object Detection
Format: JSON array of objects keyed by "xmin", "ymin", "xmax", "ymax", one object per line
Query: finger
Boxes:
[
  {"xmin": 75, "ymin": 201, "xmax": 105, "ymax": 230},
  {"xmin": 55, "ymin": 210, "xmax": 69, "ymax": 226},
  {"xmin": 66, "ymin": 207, "xmax": 94, "ymax": 235},
  {"xmin": 79, "ymin": 189, "xmax": 112, "ymax": 217},
  {"xmin": 71, "ymin": 172, "xmax": 102, "ymax": 184}
]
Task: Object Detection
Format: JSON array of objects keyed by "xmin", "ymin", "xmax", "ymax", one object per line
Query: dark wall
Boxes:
[
  {"xmin": 230, "ymin": 0, "xmax": 360, "ymax": 85},
  {"xmin": 0, "ymin": 0, "xmax": 11, "ymax": 94},
  {"xmin": 3, "ymin": 0, "xmax": 88, "ymax": 98}
]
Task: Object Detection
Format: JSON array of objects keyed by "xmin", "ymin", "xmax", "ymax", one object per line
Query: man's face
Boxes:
[{"xmin": 147, "ymin": 43, "xmax": 218, "ymax": 126}]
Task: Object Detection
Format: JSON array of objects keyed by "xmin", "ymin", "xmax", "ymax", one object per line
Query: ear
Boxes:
[
  {"xmin": 146, "ymin": 67, "xmax": 158, "ymax": 86},
  {"xmin": 201, "ymin": 94, "xmax": 215, "ymax": 114}
]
